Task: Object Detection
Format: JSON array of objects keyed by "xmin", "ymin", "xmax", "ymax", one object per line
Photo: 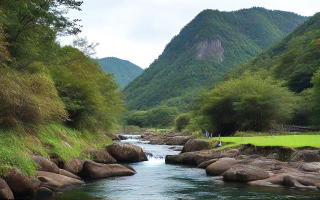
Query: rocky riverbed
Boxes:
[
  {"xmin": 165, "ymin": 139, "xmax": 320, "ymax": 191},
  {"xmin": 0, "ymin": 143, "xmax": 148, "ymax": 200}
]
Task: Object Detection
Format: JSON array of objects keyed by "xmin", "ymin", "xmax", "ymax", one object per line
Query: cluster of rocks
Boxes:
[
  {"xmin": 166, "ymin": 139, "xmax": 320, "ymax": 190},
  {"xmin": 142, "ymin": 133, "xmax": 194, "ymax": 145},
  {"xmin": 0, "ymin": 143, "xmax": 147, "ymax": 200}
]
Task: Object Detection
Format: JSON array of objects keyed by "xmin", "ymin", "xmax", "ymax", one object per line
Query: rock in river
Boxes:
[
  {"xmin": 181, "ymin": 139, "xmax": 213, "ymax": 153},
  {"xmin": 3, "ymin": 168, "xmax": 41, "ymax": 197},
  {"xmin": 223, "ymin": 165, "xmax": 269, "ymax": 182},
  {"xmin": 79, "ymin": 160, "xmax": 136, "ymax": 179},
  {"xmin": 106, "ymin": 143, "xmax": 148, "ymax": 162},
  {"xmin": 206, "ymin": 158, "xmax": 238, "ymax": 176}
]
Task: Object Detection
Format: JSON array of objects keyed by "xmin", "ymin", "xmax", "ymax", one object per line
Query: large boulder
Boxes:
[
  {"xmin": 206, "ymin": 158, "xmax": 238, "ymax": 176},
  {"xmin": 33, "ymin": 155, "xmax": 59, "ymax": 174},
  {"xmin": 36, "ymin": 171, "xmax": 84, "ymax": 191},
  {"xmin": 223, "ymin": 165, "xmax": 270, "ymax": 182},
  {"xmin": 79, "ymin": 160, "xmax": 136, "ymax": 179},
  {"xmin": 3, "ymin": 168, "xmax": 41, "ymax": 197},
  {"xmin": 290, "ymin": 150, "xmax": 320, "ymax": 162},
  {"xmin": 106, "ymin": 143, "xmax": 147, "ymax": 162},
  {"xmin": 165, "ymin": 136, "xmax": 191, "ymax": 145},
  {"xmin": 181, "ymin": 139, "xmax": 213, "ymax": 153},
  {"xmin": 84, "ymin": 148, "xmax": 117, "ymax": 164},
  {"xmin": 197, "ymin": 159, "xmax": 219, "ymax": 169},
  {"xmin": 299, "ymin": 162, "xmax": 320, "ymax": 172},
  {"xmin": 62, "ymin": 158, "xmax": 83, "ymax": 175},
  {"xmin": 0, "ymin": 179, "xmax": 14, "ymax": 200}
]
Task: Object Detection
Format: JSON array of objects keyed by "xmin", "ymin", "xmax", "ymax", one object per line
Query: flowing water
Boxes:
[{"xmin": 50, "ymin": 136, "xmax": 320, "ymax": 200}]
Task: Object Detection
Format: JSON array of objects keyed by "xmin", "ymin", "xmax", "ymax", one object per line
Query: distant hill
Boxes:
[
  {"xmin": 96, "ymin": 57, "xmax": 143, "ymax": 88},
  {"xmin": 123, "ymin": 7, "xmax": 306, "ymax": 110},
  {"xmin": 233, "ymin": 12, "xmax": 320, "ymax": 93}
]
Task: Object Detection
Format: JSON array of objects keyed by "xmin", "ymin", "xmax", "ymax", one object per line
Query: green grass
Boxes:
[
  {"xmin": 209, "ymin": 135, "xmax": 320, "ymax": 148},
  {"xmin": 0, "ymin": 124, "xmax": 113, "ymax": 177}
]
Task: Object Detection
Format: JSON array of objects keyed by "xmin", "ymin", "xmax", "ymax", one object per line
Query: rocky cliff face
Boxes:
[{"xmin": 196, "ymin": 39, "xmax": 224, "ymax": 62}]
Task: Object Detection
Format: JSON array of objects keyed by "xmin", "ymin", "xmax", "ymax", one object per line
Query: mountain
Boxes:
[
  {"xmin": 233, "ymin": 12, "xmax": 320, "ymax": 93},
  {"xmin": 123, "ymin": 7, "xmax": 307, "ymax": 110},
  {"xmin": 97, "ymin": 57, "xmax": 143, "ymax": 88}
]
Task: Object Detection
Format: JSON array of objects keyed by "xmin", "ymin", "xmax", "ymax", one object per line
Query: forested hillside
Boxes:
[
  {"xmin": 231, "ymin": 12, "xmax": 320, "ymax": 93},
  {"xmin": 0, "ymin": 1, "xmax": 123, "ymax": 176},
  {"xmin": 97, "ymin": 57, "xmax": 143, "ymax": 88},
  {"xmin": 124, "ymin": 7, "xmax": 306, "ymax": 110},
  {"xmin": 185, "ymin": 12, "xmax": 320, "ymax": 136}
]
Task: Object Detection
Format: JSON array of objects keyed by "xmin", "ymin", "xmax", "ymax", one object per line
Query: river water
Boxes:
[{"xmin": 51, "ymin": 137, "xmax": 320, "ymax": 200}]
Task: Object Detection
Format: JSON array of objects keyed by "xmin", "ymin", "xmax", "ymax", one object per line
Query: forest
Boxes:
[{"xmin": 0, "ymin": 0, "xmax": 124, "ymax": 175}]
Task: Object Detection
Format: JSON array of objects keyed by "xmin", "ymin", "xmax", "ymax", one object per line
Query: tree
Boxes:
[
  {"xmin": 72, "ymin": 37, "xmax": 99, "ymax": 57},
  {"xmin": 174, "ymin": 114, "xmax": 190, "ymax": 132},
  {"xmin": 0, "ymin": 0, "xmax": 83, "ymax": 68},
  {"xmin": 49, "ymin": 46, "xmax": 124, "ymax": 132},
  {"xmin": 198, "ymin": 72, "xmax": 298, "ymax": 135}
]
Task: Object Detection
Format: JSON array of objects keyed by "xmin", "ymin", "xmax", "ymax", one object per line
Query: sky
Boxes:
[{"xmin": 59, "ymin": 0, "xmax": 320, "ymax": 69}]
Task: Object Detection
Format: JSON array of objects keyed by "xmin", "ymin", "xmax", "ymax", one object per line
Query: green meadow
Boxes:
[{"xmin": 210, "ymin": 135, "xmax": 320, "ymax": 148}]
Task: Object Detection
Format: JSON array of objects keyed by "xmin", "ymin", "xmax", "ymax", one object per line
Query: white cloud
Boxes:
[{"xmin": 59, "ymin": 0, "xmax": 320, "ymax": 68}]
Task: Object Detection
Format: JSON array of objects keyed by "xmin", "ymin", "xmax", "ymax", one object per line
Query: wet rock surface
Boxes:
[{"xmin": 106, "ymin": 143, "xmax": 148, "ymax": 162}]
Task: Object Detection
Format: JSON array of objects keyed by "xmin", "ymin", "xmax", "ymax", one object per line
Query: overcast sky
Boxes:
[{"xmin": 59, "ymin": 0, "xmax": 320, "ymax": 69}]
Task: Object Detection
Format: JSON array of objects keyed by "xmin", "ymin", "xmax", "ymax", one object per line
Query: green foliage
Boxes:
[
  {"xmin": 304, "ymin": 70, "xmax": 320, "ymax": 125},
  {"xmin": 0, "ymin": 0, "xmax": 82, "ymax": 69},
  {"xmin": 124, "ymin": 106, "xmax": 179, "ymax": 128},
  {"xmin": 0, "ymin": 0, "xmax": 125, "ymax": 178},
  {"xmin": 0, "ymin": 124, "xmax": 113, "ymax": 177},
  {"xmin": 0, "ymin": 23, "xmax": 10, "ymax": 65},
  {"xmin": 0, "ymin": 129, "xmax": 38, "ymax": 177},
  {"xmin": 174, "ymin": 114, "xmax": 190, "ymax": 132},
  {"xmin": 235, "ymin": 13, "xmax": 320, "ymax": 93},
  {"xmin": 197, "ymin": 73, "xmax": 298, "ymax": 135},
  {"xmin": 0, "ymin": 67, "xmax": 67, "ymax": 128},
  {"xmin": 96, "ymin": 57, "xmax": 143, "ymax": 88},
  {"xmin": 124, "ymin": 125, "xmax": 141, "ymax": 133},
  {"xmin": 124, "ymin": 8, "xmax": 306, "ymax": 110},
  {"xmin": 49, "ymin": 46, "xmax": 124, "ymax": 133}
]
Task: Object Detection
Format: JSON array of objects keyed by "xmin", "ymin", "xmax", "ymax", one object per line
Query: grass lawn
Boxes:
[{"xmin": 209, "ymin": 135, "xmax": 320, "ymax": 148}]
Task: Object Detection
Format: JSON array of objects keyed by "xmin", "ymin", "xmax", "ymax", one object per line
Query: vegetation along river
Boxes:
[{"xmin": 48, "ymin": 138, "xmax": 320, "ymax": 200}]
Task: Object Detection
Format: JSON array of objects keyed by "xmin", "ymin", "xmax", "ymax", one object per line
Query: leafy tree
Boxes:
[
  {"xmin": 0, "ymin": 0, "xmax": 82, "ymax": 68},
  {"xmin": 72, "ymin": 37, "xmax": 99, "ymax": 57},
  {"xmin": 174, "ymin": 114, "xmax": 190, "ymax": 132},
  {"xmin": 198, "ymin": 73, "xmax": 297, "ymax": 135},
  {"xmin": 124, "ymin": 106, "xmax": 179, "ymax": 128},
  {"xmin": 49, "ymin": 46, "xmax": 124, "ymax": 132}
]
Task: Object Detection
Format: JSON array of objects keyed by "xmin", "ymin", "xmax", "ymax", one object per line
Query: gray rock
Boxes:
[
  {"xmin": 181, "ymin": 139, "xmax": 213, "ymax": 153},
  {"xmin": 223, "ymin": 165, "xmax": 269, "ymax": 182},
  {"xmin": 206, "ymin": 158, "xmax": 238, "ymax": 176}
]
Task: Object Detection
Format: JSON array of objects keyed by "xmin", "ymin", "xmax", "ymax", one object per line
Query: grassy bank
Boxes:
[
  {"xmin": 0, "ymin": 124, "xmax": 112, "ymax": 176},
  {"xmin": 209, "ymin": 135, "xmax": 320, "ymax": 149}
]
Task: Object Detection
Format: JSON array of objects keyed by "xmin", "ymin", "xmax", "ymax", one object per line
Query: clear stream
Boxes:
[{"xmin": 49, "ymin": 137, "xmax": 320, "ymax": 200}]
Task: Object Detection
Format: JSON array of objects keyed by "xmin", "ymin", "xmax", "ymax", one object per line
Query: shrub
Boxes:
[
  {"xmin": 198, "ymin": 72, "xmax": 298, "ymax": 135},
  {"xmin": 174, "ymin": 114, "xmax": 190, "ymax": 132}
]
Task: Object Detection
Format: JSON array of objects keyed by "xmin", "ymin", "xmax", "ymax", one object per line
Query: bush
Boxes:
[
  {"xmin": 198, "ymin": 72, "xmax": 298, "ymax": 135},
  {"xmin": 0, "ymin": 68, "xmax": 67, "ymax": 128},
  {"xmin": 174, "ymin": 114, "xmax": 190, "ymax": 132}
]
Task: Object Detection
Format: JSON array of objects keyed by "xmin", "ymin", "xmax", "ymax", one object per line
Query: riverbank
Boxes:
[
  {"xmin": 165, "ymin": 137, "xmax": 320, "ymax": 191},
  {"xmin": 0, "ymin": 125, "xmax": 150, "ymax": 200}
]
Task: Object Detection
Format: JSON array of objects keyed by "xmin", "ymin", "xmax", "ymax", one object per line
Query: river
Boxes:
[{"xmin": 50, "ymin": 137, "xmax": 320, "ymax": 200}]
